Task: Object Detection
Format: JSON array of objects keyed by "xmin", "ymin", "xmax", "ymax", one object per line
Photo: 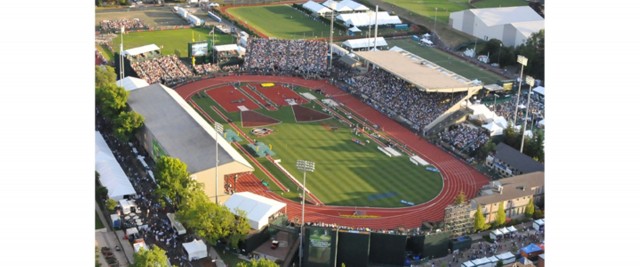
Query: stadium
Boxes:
[{"xmin": 95, "ymin": 1, "xmax": 544, "ymax": 265}]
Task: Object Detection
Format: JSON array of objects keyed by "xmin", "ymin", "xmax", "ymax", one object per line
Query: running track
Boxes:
[{"xmin": 175, "ymin": 75, "xmax": 489, "ymax": 229}]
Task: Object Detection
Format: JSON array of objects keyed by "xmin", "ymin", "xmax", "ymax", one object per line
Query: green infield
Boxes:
[
  {"xmin": 192, "ymin": 87, "xmax": 443, "ymax": 208},
  {"xmin": 112, "ymin": 28, "xmax": 234, "ymax": 57},
  {"xmin": 226, "ymin": 5, "xmax": 333, "ymax": 39},
  {"xmin": 386, "ymin": 38, "xmax": 506, "ymax": 84}
]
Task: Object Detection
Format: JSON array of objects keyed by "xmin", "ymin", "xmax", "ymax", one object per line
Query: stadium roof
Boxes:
[
  {"xmin": 127, "ymin": 83, "xmax": 253, "ymax": 174},
  {"xmin": 343, "ymin": 37, "xmax": 387, "ymax": 49},
  {"xmin": 510, "ymin": 20, "xmax": 545, "ymax": 40},
  {"xmin": 302, "ymin": 0, "xmax": 332, "ymax": 14},
  {"xmin": 473, "ymin": 172, "xmax": 544, "ymax": 206},
  {"xmin": 494, "ymin": 143, "xmax": 544, "ymax": 174},
  {"xmin": 355, "ymin": 49, "xmax": 483, "ymax": 93},
  {"xmin": 123, "ymin": 44, "xmax": 160, "ymax": 57},
  {"xmin": 337, "ymin": 12, "xmax": 401, "ymax": 27},
  {"xmin": 95, "ymin": 131, "xmax": 136, "ymax": 200},
  {"xmin": 470, "ymin": 6, "xmax": 543, "ymax": 27},
  {"xmin": 116, "ymin": 76, "xmax": 149, "ymax": 91},
  {"xmin": 224, "ymin": 192, "xmax": 286, "ymax": 230},
  {"xmin": 214, "ymin": 44, "xmax": 240, "ymax": 52}
]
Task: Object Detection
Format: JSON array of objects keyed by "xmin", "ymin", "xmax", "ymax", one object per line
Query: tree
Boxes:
[
  {"xmin": 525, "ymin": 198, "xmax": 535, "ymax": 218},
  {"xmin": 133, "ymin": 246, "xmax": 170, "ymax": 267},
  {"xmin": 496, "ymin": 260, "xmax": 504, "ymax": 267},
  {"xmin": 114, "ymin": 111, "xmax": 144, "ymax": 141},
  {"xmin": 96, "ymin": 246, "xmax": 101, "ymax": 267},
  {"xmin": 96, "ymin": 83, "xmax": 129, "ymax": 120},
  {"xmin": 476, "ymin": 141, "xmax": 495, "ymax": 161},
  {"xmin": 454, "ymin": 191, "xmax": 466, "ymax": 205},
  {"xmin": 95, "ymin": 66, "xmax": 117, "ymax": 89},
  {"xmin": 495, "ymin": 202, "xmax": 506, "ymax": 226},
  {"xmin": 473, "ymin": 205, "xmax": 486, "ymax": 232},
  {"xmin": 515, "ymin": 29, "xmax": 544, "ymax": 80},
  {"xmin": 228, "ymin": 209, "xmax": 251, "ymax": 249},
  {"xmin": 106, "ymin": 198, "xmax": 118, "ymax": 212},
  {"xmin": 237, "ymin": 258, "xmax": 279, "ymax": 267},
  {"xmin": 155, "ymin": 156, "xmax": 195, "ymax": 208}
]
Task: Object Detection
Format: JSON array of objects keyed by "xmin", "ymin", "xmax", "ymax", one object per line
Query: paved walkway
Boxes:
[{"xmin": 95, "ymin": 201, "xmax": 134, "ymax": 266}]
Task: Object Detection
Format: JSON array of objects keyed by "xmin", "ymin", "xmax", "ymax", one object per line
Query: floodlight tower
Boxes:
[
  {"xmin": 520, "ymin": 76, "xmax": 535, "ymax": 152},
  {"xmin": 296, "ymin": 159, "xmax": 315, "ymax": 267},
  {"xmin": 214, "ymin": 122, "xmax": 223, "ymax": 204},
  {"xmin": 512, "ymin": 55, "xmax": 528, "ymax": 126}
]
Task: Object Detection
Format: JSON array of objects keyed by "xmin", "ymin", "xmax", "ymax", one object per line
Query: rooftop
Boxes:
[{"xmin": 494, "ymin": 143, "xmax": 544, "ymax": 174}]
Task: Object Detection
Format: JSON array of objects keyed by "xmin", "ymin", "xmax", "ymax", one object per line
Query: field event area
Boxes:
[
  {"xmin": 226, "ymin": 5, "xmax": 335, "ymax": 39},
  {"xmin": 190, "ymin": 82, "xmax": 444, "ymax": 208}
]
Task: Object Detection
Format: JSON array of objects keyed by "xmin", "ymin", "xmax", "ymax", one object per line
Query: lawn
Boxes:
[
  {"xmin": 192, "ymin": 86, "xmax": 443, "ymax": 208},
  {"xmin": 96, "ymin": 44, "xmax": 114, "ymax": 64},
  {"xmin": 226, "ymin": 5, "xmax": 333, "ymax": 39},
  {"xmin": 96, "ymin": 211, "xmax": 105, "ymax": 229},
  {"xmin": 112, "ymin": 28, "xmax": 234, "ymax": 57},
  {"xmin": 387, "ymin": 38, "xmax": 506, "ymax": 84}
]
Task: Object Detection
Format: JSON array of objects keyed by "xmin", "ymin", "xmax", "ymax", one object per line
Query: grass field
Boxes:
[
  {"xmin": 387, "ymin": 38, "xmax": 506, "ymax": 84},
  {"xmin": 382, "ymin": 0, "xmax": 527, "ymax": 23},
  {"xmin": 112, "ymin": 28, "xmax": 234, "ymax": 57},
  {"xmin": 97, "ymin": 44, "xmax": 114, "ymax": 63},
  {"xmin": 226, "ymin": 5, "xmax": 333, "ymax": 39},
  {"xmin": 192, "ymin": 87, "xmax": 443, "ymax": 208}
]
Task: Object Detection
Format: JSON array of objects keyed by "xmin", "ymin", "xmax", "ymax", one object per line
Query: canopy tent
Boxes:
[
  {"xmin": 133, "ymin": 240, "xmax": 149, "ymax": 253},
  {"xmin": 96, "ymin": 131, "xmax": 136, "ymax": 201},
  {"xmin": 342, "ymin": 37, "xmax": 387, "ymax": 50},
  {"xmin": 337, "ymin": 12, "xmax": 402, "ymax": 27},
  {"xmin": 167, "ymin": 213, "xmax": 187, "ymax": 235},
  {"xmin": 471, "ymin": 257, "xmax": 491, "ymax": 267},
  {"xmin": 537, "ymin": 119, "xmax": 545, "ymax": 128},
  {"xmin": 323, "ymin": 0, "xmax": 353, "ymax": 13},
  {"xmin": 183, "ymin": 239, "xmax": 207, "ymax": 261},
  {"xmin": 342, "ymin": 0, "xmax": 369, "ymax": 12},
  {"xmin": 487, "ymin": 256, "xmax": 499, "ymax": 265},
  {"xmin": 302, "ymin": 0, "xmax": 333, "ymax": 15},
  {"xmin": 520, "ymin": 243, "xmax": 542, "ymax": 255},
  {"xmin": 494, "ymin": 116, "xmax": 509, "ymax": 129},
  {"xmin": 224, "ymin": 192, "xmax": 286, "ymax": 230},
  {"xmin": 490, "ymin": 229, "xmax": 503, "ymax": 240},
  {"xmin": 348, "ymin": 26, "xmax": 361, "ymax": 33},
  {"xmin": 116, "ymin": 76, "xmax": 149, "ymax": 92},
  {"xmin": 119, "ymin": 199, "xmax": 137, "ymax": 215},
  {"xmin": 499, "ymin": 227, "xmax": 509, "ymax": 235},
  {"xmin": 496, "ymin": 252, "xmax": 516, "ymax": 264},
  {"xmin": 533, "ymin": 219, "xmax": 545, "ymax": 231},
  {"xmin": 483, "ymin": 121, "xmax": 503, "ymax": 136},
  {"xmin": 533, "ymin": 86, "xmax": 545, "ymax": 96},
  {"xmin": 507, "ymin": 225, "xmax": 518, "ymax": 233},
  {"xmin": 462, "ymin": 261, "xmax": 475, "ymax": 267},
  {"xmin": 123, "ymin": 44, "xmax": 160, "ymax": 57}
]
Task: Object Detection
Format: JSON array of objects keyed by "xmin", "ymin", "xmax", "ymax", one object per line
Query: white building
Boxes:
[{"xmin": 449, "ymin": 6, "xmax": 544, "ymax": 47}]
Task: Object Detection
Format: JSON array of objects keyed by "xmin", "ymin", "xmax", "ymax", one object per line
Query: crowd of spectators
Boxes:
[
  {"xmin": 193, "ymin": 63, "xmax": 220, "ymax": 75},
  {"xmin": 100, "ymin": 18, "xmax": 146, "ymax": 33},
  {"xmin": 339, "ymin": 67, "xmax": 466, "ymax": 131},
  {"xmin": 438, "ymin": 123, "xmax": 489, "ymax": 154},
  {"xmin": 492, "ymin": 91, "xmax": 545, "ymax": 126},
  {"xmin": 243, "ymin": 38, "xmax": 328, "ymax": 76},
  {"xmin": 304, "ymin": 221, "xmax": 424, "ymax": 236},
  {"xmin": 131, "ymin": 55, "xmax": 195, "ymax": 84}
]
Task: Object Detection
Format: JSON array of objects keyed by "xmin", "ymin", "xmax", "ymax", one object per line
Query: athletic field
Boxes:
[
  {"xmin": 189, "ymin": 83, "xmax": 443, "ymax": 208},
  {"xmin": 111, "ymin": 28, "xmax": 234, "ymax": 57},
  {"xmin": 387, "ymin": 38, "xmax": 506, "ymax": 84},
  {"xmin": 382, "ymin": 0, "xmax": 528, "ymax": 23},
  {"xmin": 226, "ymin": 5, "xmax": 333, "ymax": 39}
]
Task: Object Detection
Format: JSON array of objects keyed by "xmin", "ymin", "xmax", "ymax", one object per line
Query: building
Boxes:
[
  {"xmin": 443, "ymin": 202, "xmax": 473, "ymax": 237},
  {"xmin": 449, "ymin": 6, "xmax": 544, "ymax": 47},
  {"xmin": 486, "ymin": 142, "xmax": 544, "ymax": 177},
  {"xmin": 127, "ymin": 83, "xmax": 254, "ymax": 204},
  {"xmin": 471, "ymin": 172, "xmax": 544, "ymax": 223}
]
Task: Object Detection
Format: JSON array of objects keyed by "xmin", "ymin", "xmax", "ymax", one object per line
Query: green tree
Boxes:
[
  {"xmin": 454, "ymin": 191, "xmax": 466, "ymax": 205},
  {"xmin": 515, "ymin": 29, "xmax": 545, "ymax": 80},
  {"xmin": 106, "ymin": 198, "xmax": 118, "ymax": 212},
  {"xmin": 133, "ymin": 246, "xmax": 170, "ymax": 267},
  {"xmin": 96, "ymin": 171, "xmax": 108, "ymax": 202},
  {"xmin": 525, "ymin": 198, "xmax": 535, "ymax": 218},
  {"xmin": 96, "ymin": 246, "xmax": 101, "ymax": 267},
  {"xmin": 96, "ymin": 83, "xmax": 129, "ymax": 120},
  {"xmin": 155, "ymin": 156, "xmax": 196, "ymax": 207},
  {"xmin": 496, "ymin": 260, "xmax": 504, "ymax": 267},
  {"xmin": 95, "ymin": 65, "xmax": 117, "ymax": 89},
  {"xmin": 495, "ymin": 202, "xmax": 506, "ymax": 226},
  {"xmin": 237, "ymin": 258, "xmax": 279, "ymax": 267},
  {"xmin": 473, "ymin": 205, "xmax": 486, "ymax": 232},
  {"xmin": 228, "ymin": 209, "xmax": 251, "ymax": 249},
  {"xmin": 476, "ymin": 141, "xmax": 495, "ymax": 161},
  {"xmin": 114, "ymin": 111, "xmax": 144, "ymax": 141}
]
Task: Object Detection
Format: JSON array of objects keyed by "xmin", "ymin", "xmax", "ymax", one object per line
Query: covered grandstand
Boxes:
[
  {"xmin": 95, "ymin": 131, "xmax": 136, "ymax": 200},
  {"xmin": 127, "ymin": 83, "xmax": 254, "ymax": 204},
  {"xmin": 355, "ymin": 49, "xmax": 483, "ymax": 93}
]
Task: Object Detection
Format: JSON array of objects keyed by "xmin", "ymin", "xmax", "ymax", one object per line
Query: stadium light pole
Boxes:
[
  {"xmin": 214, "ymin": 122, "xmax": 224, "ymax": 204},
  {"xmin": 119, "ymin": 26, "xmax": 125, "ymax": 85},
  {"xmin": 512, "ymin": 55, "xmax": 528, "ymax": 126},
  {"xmin": 433, "ymin": 8, "xmax": 438, "ymax": 35},
  {"xmin": 329, "ymin": 10, "xmax": 335, "ymax": 70},
  {"xmin": 296, "ymin": 159, "xmax": 315, "ymax": 267},
  {"xmin": 520, "ymin": 76, "xmax": 535, "ymax": 153}
]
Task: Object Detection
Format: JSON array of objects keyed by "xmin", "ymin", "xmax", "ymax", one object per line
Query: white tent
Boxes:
[
  {"xmin": 302, "ymin": 0, "xmax": 333, "ymax": 15},
  {"xmin": 537, "ymin": 119, "xmax": 545, "ymax": 128},
  {"xmin": 498, "ymin": 227, "xmax": 509, "ymax": 235},
  {"xmin": 494, "ymin": 116, "xmax": 509, "ymax": 129},
  {"xmin": 323, "ymin": 0, "xmax": 353, "ymax": 13},
  {"xmin": 133, "ymin": 241, "xmax": 149, "ymax": 253},
  {"xmin": 337, "ymin": 12, "xmax": 401, "ymax": 27},
  {"xmin": 342, "ymin": 37, "xmax": 387, "ymax": 50},
  {"xmin": 472, "ymin": 257, "xmax": 491, "ymax": 267},
  {"xmin": 224, "ymin": 192, "xmax": 286, "ymax": 230},
  {"xmin": 116, "ymin": 76, "xmax": 149, "ymax": 92},
  {"xmin": 348, "ymin": 26, "xmax": 361, "ymax": 33},
  {"xmin": 533, "ymin": 86, "xmax": 545, "ymax": 96},
  {"xmin": 490, "ymin": 229, "xmax": 503, "ymax": 240},
  {"xmin": 482, "ymin": 121, "xmax": 503, "ymax": 136},
  {"xmin": 167, "ymin": 213, "xmax": 187, "ymax": 235},
  {"xmin": 183, "ymin": 239, "xmax": 207, "ymax": 261},
  {"xmin": 96, "ymin": 132, "xmax": 136, "ymax": 201},
  {"xmin": 342, "ymin": 0, "xmax": 369, "ymax": 12},
  {"xmin": 462, "ymin": 260, "xmax": 476, "ymax": 267},
  {"xmin": 119, "ymin": 199, "xmax": 137, "ymax": 215},
  {"xmin": 507, "ymin": 225, "xmax": 518, "ymax": 233},
  {"xmin": 496, "ymin": 252, "xmax": 516, "ymax": 264}
]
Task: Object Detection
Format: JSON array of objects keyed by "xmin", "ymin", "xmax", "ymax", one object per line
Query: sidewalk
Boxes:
[
  {"xmin": 95, "ymin": 201, "xmax": 134, "ymax": 266},
  {"xmin": 209, "ymin": 246, "xmax": 226, "ymax": 267}
]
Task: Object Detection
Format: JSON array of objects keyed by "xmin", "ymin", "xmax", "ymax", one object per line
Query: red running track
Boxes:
[
  {"xmin": 206, "ymin": 85, "xmax": 260, "ymax": 112},
  {"xmin": 175, "ymin": 75, "xmax": 490, "ymax": 229}
]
